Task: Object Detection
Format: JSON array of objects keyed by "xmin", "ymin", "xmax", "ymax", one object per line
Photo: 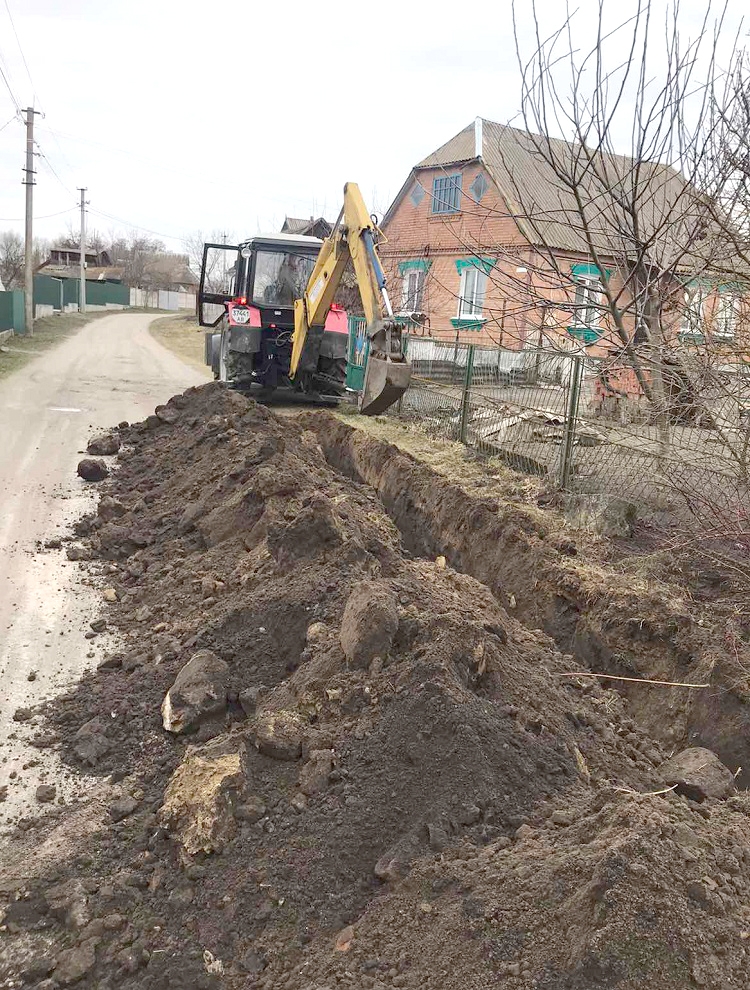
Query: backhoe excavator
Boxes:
[{"xmin": 198, "ymin": 183, "xmax": 411, "ymax": 415}]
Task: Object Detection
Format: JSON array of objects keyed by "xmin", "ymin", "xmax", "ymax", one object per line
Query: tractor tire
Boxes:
[{"xmin": 317, "ymin": 355, "xmax": 347, "ymax": 394}]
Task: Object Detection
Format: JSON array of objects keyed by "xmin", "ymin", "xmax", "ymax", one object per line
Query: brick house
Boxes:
[{"xmin": 380, "ymin": 118, "xmax": 745, "ymax": 364}]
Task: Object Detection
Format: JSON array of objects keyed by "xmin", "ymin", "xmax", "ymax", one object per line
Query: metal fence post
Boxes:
[
  {"xmin": 459, "ymin": 344, "xmax": 476, "ymax": 444},
  {"xmin": 559, "ymin": 354, "xmax": 583, "ymax": 489}
]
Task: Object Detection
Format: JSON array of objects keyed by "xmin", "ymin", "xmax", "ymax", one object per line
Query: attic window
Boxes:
[
  {"xmin": 470, "ymin": 172, "xmax": 488, "ymax": 203},
  {"xmin": 410, "ymin": 183, "xmax": 425, "ymax": 207},
  {"xmin": 432, "ymin": 174, "xmax": 462, "ymax": 214}
]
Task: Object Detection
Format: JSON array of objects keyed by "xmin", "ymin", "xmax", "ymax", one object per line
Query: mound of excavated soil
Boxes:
[{"xmin": 3, "ymin": 383, "xmax": 750, "ymax": 990}]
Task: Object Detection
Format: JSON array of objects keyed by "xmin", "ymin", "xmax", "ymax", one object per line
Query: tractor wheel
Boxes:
[{"xmin": 318, "ymin": 355, "xmax": 347, "ymax": 393}]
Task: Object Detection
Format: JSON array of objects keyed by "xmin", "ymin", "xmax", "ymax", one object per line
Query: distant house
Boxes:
[
  {"xmin": 281, "ymin": 216, "xmax": 333, "ymax": 239},
  {"xmin": 36, "ymin": 245, "xmax": 123, "ymax": 284},
  {"xmin": 46, "ymin": 244, "xmax": 112, "ymax": 268},
  {"xmin": 380, "ymin": 118, "xmax": 745, "ymax": 357}
]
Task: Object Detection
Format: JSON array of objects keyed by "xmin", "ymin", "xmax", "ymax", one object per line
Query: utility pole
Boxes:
[
  {"xmin": 78, "ymin": 188, "xmax": 88, "ymax": 313},
  {"xmin": 22, "ymin": 107, "xmax": 39, "ymax": 336}
]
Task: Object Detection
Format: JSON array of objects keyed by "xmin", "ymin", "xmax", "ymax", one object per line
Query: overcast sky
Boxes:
[{"xmin": 0, "ymin": 0, "xmax": 744, "ymax": 253}]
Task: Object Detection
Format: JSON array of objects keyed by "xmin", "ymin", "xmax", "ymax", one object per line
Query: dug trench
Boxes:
[
  {"xmin": 2, "ymin": 383, "xmax": 750, "ymax": 989},
  {"xmin": 306, "ymin": 411, "xmax": 750, "ymax": 782}
]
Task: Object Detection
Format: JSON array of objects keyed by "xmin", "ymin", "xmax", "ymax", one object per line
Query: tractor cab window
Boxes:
[{"xmin": 252, "ymin": 250, "xmax": 317, "ymax": 308}]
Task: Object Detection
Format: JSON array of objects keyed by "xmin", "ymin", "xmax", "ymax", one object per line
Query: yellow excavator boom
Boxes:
[{"xmin": 289, "ymin": 182, "xmax": 411, "ymax": 415}]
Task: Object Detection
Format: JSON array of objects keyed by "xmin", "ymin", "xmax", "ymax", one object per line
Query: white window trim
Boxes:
[
  {"xmin": 399, "ymin": 268, "xmax": 424, "ymax": 315},
  {"xmin": 680, "ymin": 286, "xmax": 705, "ymax": 335},
  {"xmin": 715, "ymin": 294, "xmax": 739, "ymax": 339},
  {"xmin": 572, "ymin": 276, "xmax": 602, "ymax": 328},
  {"xmin": 457, "ymin": 267, "xmax": 487, "ymax": 320}
]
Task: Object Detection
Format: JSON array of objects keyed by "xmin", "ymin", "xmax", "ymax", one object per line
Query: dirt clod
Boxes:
[
  {"xmin": 339, "ymin": 580, "xmax": 399, "ymax": 668},
  {"xmin": 659, "ymin": 746, "xmax": 736, "ymax": 801}
]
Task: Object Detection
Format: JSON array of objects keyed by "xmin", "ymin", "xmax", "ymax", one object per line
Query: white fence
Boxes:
[{"xmin": 129, "ymin": 288, "xmax": 196, "ymax": 311}]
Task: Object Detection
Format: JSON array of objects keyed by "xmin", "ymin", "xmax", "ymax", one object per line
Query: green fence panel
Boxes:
[
  {"xmin": 85, "ymin": 280, "xmax": 130, "ymax": 306},
  {"xmin": 33, "ymin": 275, "xmax": 64, "ymax": 309},
  {"xmin": 346, "ymin": 316, "xmax": 369, "ymax": 391},
  {"xmin": 0, "ymin": 290, "xmax": 25, "ymax": 333},
  {"xmin": 62, "ymin": 279, "xmax": 79, "ymax": 306}
]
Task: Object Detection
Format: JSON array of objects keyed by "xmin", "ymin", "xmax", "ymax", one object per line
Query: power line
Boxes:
[
  {"xmin": 35, "ymin": 140, "xmax": 74, "ymax": 196},
  {"xmin": 88, "ymin": 206, "xmax": 186, "ymax": 244},
  {"xmin": 3, "ymin": 0, "xmax": 36, "ymax": 103},
  {"xmin": 0, "ymin": 113, "xmax": 17, "ymax": 132},
  {"xmin": 0, "ymin": 206, "xmax": 76, "ymax": 222},
  {"xmin": 0, "ymin": 57, "xmax": 20, "ymax": 113}
]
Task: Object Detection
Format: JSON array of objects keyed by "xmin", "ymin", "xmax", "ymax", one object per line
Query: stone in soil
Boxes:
[
  {"xmin": 161, "ymin": 649, "xmax": 230, "ymax": 734},
  {"xmin": 159, "ymin": 740, "xmax": 245, "ymax": 855},
  {"xmin": 35, "ymin": 783, "xmax": 56, "ymax": 803},
  {"xmin": 76, "ymin": 457, "xmax": 109, "ymax": 482},
  {"xmin": 86, "ymin": 433, "xmax": 121, "ymax": 456}
]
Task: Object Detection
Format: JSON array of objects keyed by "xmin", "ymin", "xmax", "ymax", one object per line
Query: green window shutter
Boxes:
[
  {"xmin": 455, "ymin": 257, "xmax": 494, "ymax": 275},
  {"xmin": 571, "ymin": 263, "xmax": 611, "ymax": 279},
  {"xmin": 398, "ymin": 259, "xmax": 431, "ymax": 275}
]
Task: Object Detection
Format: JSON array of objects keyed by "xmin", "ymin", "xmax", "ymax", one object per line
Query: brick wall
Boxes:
[{"xmin": 380, "ymin": 162, "xmax": 745, "ymax": 364}]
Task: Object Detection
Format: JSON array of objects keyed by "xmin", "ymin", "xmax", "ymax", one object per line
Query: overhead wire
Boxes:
[
  {"xmin": 88, "ymin": 207, "xmax": 186, "ymax": 245},
  {"xmin": 0, "ymin": 206, "xmax": 76, "ymax": 222},
  {"xmin": 3, "ymin": 0, "xmax": 35, "ymax": 104}
]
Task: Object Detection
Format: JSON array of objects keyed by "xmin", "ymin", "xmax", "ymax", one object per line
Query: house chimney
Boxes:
[{"xmin": 474, "ymin": 117, "xmax": 483, "ymax": 160}]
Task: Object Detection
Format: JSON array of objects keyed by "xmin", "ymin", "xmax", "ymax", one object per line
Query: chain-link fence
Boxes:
[{"xmin": 393, "ymin": 336, "xmax": 750, "ymax": 526}]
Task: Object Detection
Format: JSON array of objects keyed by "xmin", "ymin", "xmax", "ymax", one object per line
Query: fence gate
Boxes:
[{"xmin": 346, "ymin": 316, "xmax": 369, "ymax": 391}]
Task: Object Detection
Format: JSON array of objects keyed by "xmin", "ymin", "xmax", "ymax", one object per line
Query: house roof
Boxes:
[
  {"xmin": 394, "ymin": 118, "xmax": 728, "ymax": 269},
  {"xmin": 36, "ymin": 264, "xmax": 125, "ymax": 282},
  {"xmin": 281, "ymin": 216, "xmax": 333, "ymax": 237}
]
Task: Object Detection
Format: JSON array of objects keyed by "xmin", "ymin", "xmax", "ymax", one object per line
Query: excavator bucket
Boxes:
[{"xmin": 359, "ymin": 353, "xmax": 412, "ymax": 416}]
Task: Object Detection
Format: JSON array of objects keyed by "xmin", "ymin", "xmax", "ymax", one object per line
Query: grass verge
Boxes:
[
  {"xmin": 0, "ymin": 310, "xmax": 114, "ymax": 381},
  {"xmin": 149, "ymin": 314, "xmax": 209, "ymax": 373}
]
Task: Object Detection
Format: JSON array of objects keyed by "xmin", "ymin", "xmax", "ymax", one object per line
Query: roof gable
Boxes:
[{"xmin": 385, "ymin": 118, "xmax": 712, "ymax": 263}]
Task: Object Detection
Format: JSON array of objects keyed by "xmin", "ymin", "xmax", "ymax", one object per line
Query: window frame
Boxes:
[
  {"xmin": 715, "ymin": 293, "xmax": 740, "ymax": 339},
  {"xmin": 400, "ymin": 268, "xmax": 425, "ymax": 314},
  {"xmin": 571, "ymin": 275, "xmax": 602, "ymax": 329},
  {"xmin": 457, "ymin": 265, "xmax": 487, "ymax": 319},
  {"xmin": 680, "ymin": 285, "xmax": 706, "ymax": 336},
  {"xmin": 432, "ymin": 173, "xmax": 462, "ymax": 215}
]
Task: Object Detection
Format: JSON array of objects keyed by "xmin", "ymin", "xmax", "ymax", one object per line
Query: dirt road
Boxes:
[{"xmin": 0, "ymin": 313, "xmax": 208, "ymax": 825}]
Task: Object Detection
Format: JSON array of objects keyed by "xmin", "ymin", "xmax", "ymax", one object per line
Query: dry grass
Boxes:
[
  {"xmin": 0, "ymin": 311, "xmax": 111, "ymax": 381},
  {"xmin": 333, "ymin": 405, "xmax": 552, "ymax": 511},
  {"xmin": 149, "ymin": 314, "xmax": 208, "ymax": 373}
]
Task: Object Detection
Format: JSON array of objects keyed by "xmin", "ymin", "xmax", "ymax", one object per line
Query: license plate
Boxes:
[{"xmin": 231, "ymin": 307, "xmax": 250, "ymax": 325}]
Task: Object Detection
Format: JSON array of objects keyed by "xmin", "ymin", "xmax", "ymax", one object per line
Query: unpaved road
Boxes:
[{"xmin": 0, "ymin": 313, "xmax": 208, "ymax": 828}]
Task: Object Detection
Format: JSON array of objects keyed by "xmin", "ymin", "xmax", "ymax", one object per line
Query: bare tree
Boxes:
[
  {"xmin": 183, "ymin": 231, "xmax": 234, "ymax": 293},
  {"xmin": 493, "ymin": 0, "xmax": 744, "ymax": 456},
  {"xmin": 0, "ymin": 231, "xmax": 24, "ymax": 289}
]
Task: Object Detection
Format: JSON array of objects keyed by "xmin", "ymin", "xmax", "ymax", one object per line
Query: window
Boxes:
[
  {"xmin": 250, "ymin": 250, "xmax": 317, "ymax": 307},
  {"xmin": 470, "ymin": 172, "xmax": 488, "ymax": 203},
  {"xmin": 409, "ymin": 182, "xmax": 425, "ymax": 207},
  {"xmin": 681, "ymin": 285, "xmax": 705, "ymax": 336},
  {"xmin": 715, "ymin": 294, "xmax": 740, "ymax": 338},
  {"xmin": 401, "ymin": 269, "xmax": 425, "ymax": 313},
  {"xmin": 572, "ymin": 276, "xmax": 602, "ymax": 328},
  {"xmin": 432, "ymin": 174, "xmax": 462, "ymax": 214},
  {"xmin": 458, "ymin": 266, "xmax": 487, "ymax": 319}
]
